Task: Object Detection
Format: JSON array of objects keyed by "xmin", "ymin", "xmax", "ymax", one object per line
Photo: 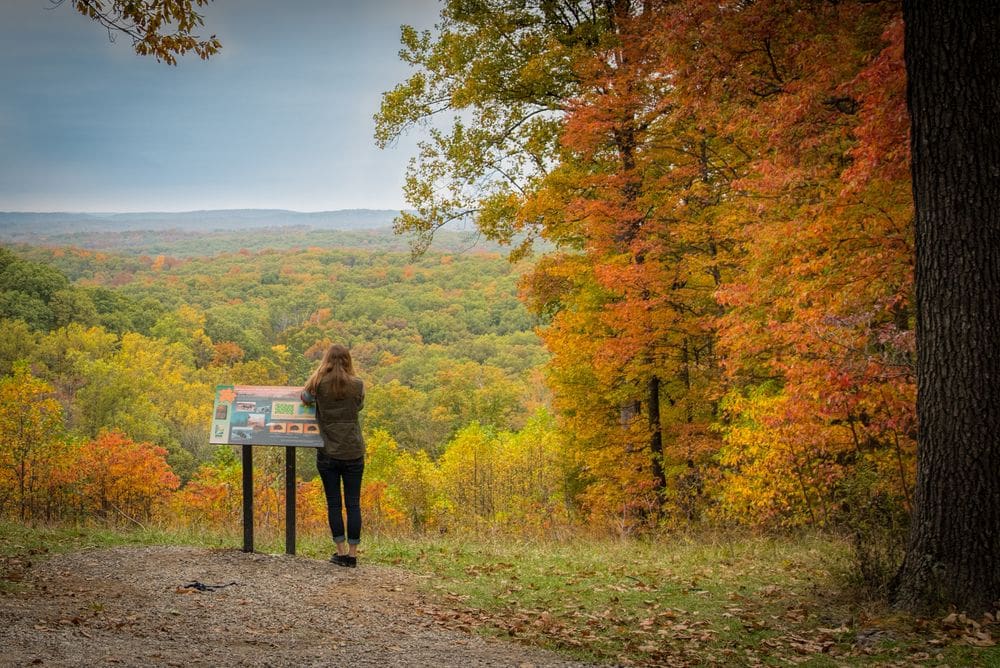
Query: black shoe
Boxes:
[{"xmin": 331, "ymin": 554, "xmax": 357, "ymax": 568}]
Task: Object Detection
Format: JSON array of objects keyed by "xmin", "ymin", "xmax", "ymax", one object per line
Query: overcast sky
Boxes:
[{"xmin": 0, "ymin": 0, "xmax": 441, "ymax": 213}]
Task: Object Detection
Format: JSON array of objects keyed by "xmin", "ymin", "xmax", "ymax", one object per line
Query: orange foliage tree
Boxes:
[
  {"xmin": 663, "ymin": 1, "xmax": 914, "ymax": 526},
  {"xmin": 383, "ymin": 0, "xmax": 912, "ymax": 532},
  {"xmin": 76, "ymin": 430, "xmax": 180, "ymax": 522},
  {"xmin": 523, "ymin": 2, "xmax": 746, "ymax": 529}
]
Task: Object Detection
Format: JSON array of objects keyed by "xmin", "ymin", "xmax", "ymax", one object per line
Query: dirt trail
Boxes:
[{"xmin": 0, "ymin": 545, "xmax": 593, "ymax": 667}]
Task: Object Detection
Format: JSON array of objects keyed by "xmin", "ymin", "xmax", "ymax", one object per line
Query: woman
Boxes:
[{"xmin": 301, "ymin": 343, "xmax": 365, "ymax": 567}]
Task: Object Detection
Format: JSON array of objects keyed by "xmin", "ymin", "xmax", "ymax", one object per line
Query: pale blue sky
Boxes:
[{"xmin": 0, "ymin": 0, "xmax": 441, "ymax": 212}]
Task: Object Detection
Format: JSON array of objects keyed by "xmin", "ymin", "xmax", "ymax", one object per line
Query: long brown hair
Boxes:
[{"xmin": 304, "ymin": 344, "xmax": 359, "ymax": 399}]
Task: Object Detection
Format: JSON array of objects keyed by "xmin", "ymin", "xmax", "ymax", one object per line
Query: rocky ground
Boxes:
[{"xmin": 0, "ymin": 545, "xmax": 593, "ymax": 667}]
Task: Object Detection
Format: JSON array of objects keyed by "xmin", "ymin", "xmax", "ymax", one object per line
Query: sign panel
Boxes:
[{"xmin": 210, "ymin": 385, "xmax": 323, "ymax": 448}]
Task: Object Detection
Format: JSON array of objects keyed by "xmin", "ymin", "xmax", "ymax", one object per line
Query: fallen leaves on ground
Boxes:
[
  {"xmin": 941, "ymin": 611, "xmax": 996, "ymax": 647},
  {"xmin": 411, "ymin": 578, "xmax": 1000, "ymax": 667}
]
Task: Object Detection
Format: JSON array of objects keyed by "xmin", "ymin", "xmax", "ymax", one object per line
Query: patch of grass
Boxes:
[
  {"xmin": 0, "ymin": 520, "xmax": 239, "ymax": 592},
  {"xmin": 347, "ymin": 533, "xmax": 844, "ymax": 664},
  {"xmin": 0, "ymin": 520, "xmax": 239, "ymax": 556},
  {"xmin": 358, "ymin": 532, "xmax": 1000, "ymax": 667}
]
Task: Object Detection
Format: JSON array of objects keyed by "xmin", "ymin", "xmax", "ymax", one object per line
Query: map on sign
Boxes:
[{"xmin": 209, "ymin": 385, "xmax": 323, "ymax": 447}]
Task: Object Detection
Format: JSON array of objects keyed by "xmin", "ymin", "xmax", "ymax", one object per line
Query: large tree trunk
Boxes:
[{"xmin": 894, "ymin": 0, "xmax": 1000, "ymax": 614}]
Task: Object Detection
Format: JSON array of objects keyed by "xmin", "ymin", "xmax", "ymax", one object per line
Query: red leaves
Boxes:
[{"xmin": 76, "ymin": 430, "xmax": 180, "ymax": 520}]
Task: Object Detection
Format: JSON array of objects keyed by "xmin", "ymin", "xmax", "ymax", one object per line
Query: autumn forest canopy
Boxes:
[
  {"xmin": 3, "ymin": 0, "xmax": 912, "ymax": 536},
  {"xmin": 374, "ymin": 0, "xmax": 915, "ymax": 534},
  {"xmin": 3, "ymin": 0, "xmax": 998, "ymax": 617}
]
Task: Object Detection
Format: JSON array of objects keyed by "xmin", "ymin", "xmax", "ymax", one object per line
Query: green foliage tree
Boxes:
[
  {"xmin": 0, "ymin": 248, "xmax": 71, "ymax": 329},
  {"xmin": 365, "ymin": 379, "xmax": 453, "ymax": 454},
  {"xmin": 0, "ymin": 319, "xmax": 38, "ymax": 376},
  {"xmin": 375, "ymin": 0, "xmax": 629, "ymax": 255},
  {"xmin": 49, "ymin": 288, "xmax": 99, "ymax": 329}
]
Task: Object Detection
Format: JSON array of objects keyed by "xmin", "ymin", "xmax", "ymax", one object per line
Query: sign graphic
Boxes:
[{"xmin": 210, "ymin": 385, "xmax": 323, "ymax": 447}]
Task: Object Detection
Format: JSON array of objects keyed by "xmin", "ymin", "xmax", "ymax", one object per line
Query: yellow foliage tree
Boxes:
[{"xmin": 0, "ymin": 363, "xmax": 66, "ymax": 521}]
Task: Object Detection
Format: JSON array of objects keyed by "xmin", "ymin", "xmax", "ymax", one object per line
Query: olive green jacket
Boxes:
[{"xmin": 307, "ymin": 377, "xmax": 365, "ymax": 460}]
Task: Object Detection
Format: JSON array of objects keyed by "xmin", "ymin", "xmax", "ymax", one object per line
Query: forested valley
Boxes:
[{"xmin": 0, "ymin": 231, "xmax": 569, "ymax": 536}]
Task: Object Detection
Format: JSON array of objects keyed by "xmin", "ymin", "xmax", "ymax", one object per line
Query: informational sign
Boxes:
[{"xmin": 210, "ymin": 385, "xmax": 323, "ymax": 448}]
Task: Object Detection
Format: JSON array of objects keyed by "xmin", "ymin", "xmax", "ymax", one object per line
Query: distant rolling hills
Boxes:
[
  {"xmin": 0, "ymin": 208, "xmax": 512, "ymax": 257},
  {"xmin": 0, "ymin": 208, "xmax": 402, "ymax": 234}
]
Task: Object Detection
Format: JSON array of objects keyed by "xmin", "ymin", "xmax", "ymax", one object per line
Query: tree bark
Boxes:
[
  {"xmin": 648, "ymin": 375, "xmax": 667, "ymax": 497},
  {"xmin": 894, "ymin": 0, "xmax": 1000, "ymax": 614}
]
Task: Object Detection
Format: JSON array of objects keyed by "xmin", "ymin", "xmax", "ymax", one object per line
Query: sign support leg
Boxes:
[
  {"xmin": 285, "ymin": 447, "xmax": 296, "ymax": 555},
  {"xmin": 242, "ymin": 444, "xmax": 253, "ymax": 553}
]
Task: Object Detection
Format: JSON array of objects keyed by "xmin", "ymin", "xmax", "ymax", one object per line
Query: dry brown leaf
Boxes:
[{"xmin": 964, "ymin": 630, "xmax": 995, "ymax": 647}]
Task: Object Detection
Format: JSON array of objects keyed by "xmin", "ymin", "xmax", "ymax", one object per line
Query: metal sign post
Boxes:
[
  {"xmin": 211, "ymin": 385, "xmax": 322, "ymax": 555},
  {"xmin": 242, "ymin": 443, "xmax": 254, "ymax": 553},
  {"xmin": 285, "ymin": 447, "xmax": 296, "ymax": 555}
]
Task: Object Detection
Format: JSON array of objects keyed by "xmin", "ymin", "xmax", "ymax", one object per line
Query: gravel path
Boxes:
[{"xmin": 0, "ymin": 546, "xmax": 594, "ymax": 667}]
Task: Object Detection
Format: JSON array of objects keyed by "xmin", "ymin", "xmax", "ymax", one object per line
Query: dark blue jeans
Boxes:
[{"xmin": 317, "ymin": 454, "xmax": 364, "ymax": 545}]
